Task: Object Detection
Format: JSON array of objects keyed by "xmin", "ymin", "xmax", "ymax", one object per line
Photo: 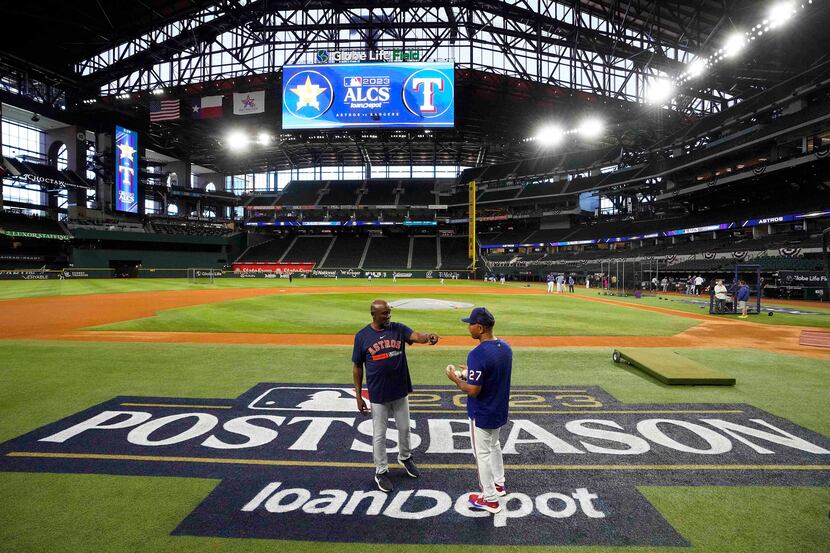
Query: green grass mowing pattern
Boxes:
[
  {"xmin": 0, "ymin": 341, "xmax": 828, "ymax": 552},
  {"xmin": 91, "ymin": 291, "xmax": 699, "ymax": 336},
  {"xmin": 0, "ymin": 278, "xmax": 480, "ymax": 300}
]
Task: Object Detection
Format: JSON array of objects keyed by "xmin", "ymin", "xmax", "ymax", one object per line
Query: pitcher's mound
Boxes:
[{"xmin": 390, "ymin": 298, "xmax": 474, "ymax": 310}]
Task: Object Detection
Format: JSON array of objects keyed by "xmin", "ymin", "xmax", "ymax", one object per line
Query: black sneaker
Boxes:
[
  {"xmin": 399, "ymin": 457, "xmax": 421, "ymax": 478},
  {"xmin": 375, "ymin": 471, "xmax": 393, "ymax": 493}
]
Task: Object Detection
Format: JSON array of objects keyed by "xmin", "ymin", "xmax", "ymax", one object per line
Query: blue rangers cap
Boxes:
[{"xmin": 461, "ymin": 307, "xmax": 495, "ymax": 327}]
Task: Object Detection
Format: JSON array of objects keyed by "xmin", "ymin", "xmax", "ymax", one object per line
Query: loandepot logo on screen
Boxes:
[{"xmin": 2, "ymin": 384, "xmax": 828, "ymax": 546}]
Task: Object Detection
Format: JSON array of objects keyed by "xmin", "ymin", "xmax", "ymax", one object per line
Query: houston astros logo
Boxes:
[
  {"xmin": 283, "ymin": 70, "xmax": 334, "ymax": 119},
  {"xmin": 402, "ymin": 68, "xmax": 454, "ymax": 118}
]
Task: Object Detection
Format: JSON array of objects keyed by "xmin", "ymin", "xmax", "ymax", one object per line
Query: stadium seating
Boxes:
[
  {"xmin": 399, "ymin": 181, "xmax": 438, "ymax": 205},
  {"xmin": 410, "ymin": 237, "xmax": 439, "ymax": 269},
  {"xmin": 0, "ymin": 211, "xmax": 67, "ymax": 236},
  {"xmin": 440, "ymin": 237, "xmax": 472, "ymax": 269},
  {"xmin": 362, "ymin": 236, "xmax": 411, "ymax": 269},
  {"xmin": 515, "ymin": 179, "xmax": 568, "ymax": 199},
  {"xmin": 319, "ymin": 235, "xmax": 368, "ymax": 268},
  {"xmin": 276, "ymin": 181, "xmax": 327, "ymax": 205},
  {"xmin": 458, "ymin": 147, "xmax": 618, "ymax": 184},
  {"xmin": 244, "ymin": 194, "xmax": 278, "ymax": 207},
  {"xmin": 358, "ymin": 181, "xmax": 398, "ymax": 205},
  {"xmin": 151, "ymin": 219, "xmax": 233, "ymax": 236},
  {"xmin": 281, "ymin": 236, "xmax": 334, "ymax": 263},
  {"xmin": 319, "ymin": 180, "xmax": 362, "ymax": 206},
  {"xmin": 238, "ymin": 236, "xmax": 295, "ymax": 262},
  {"xmin": 477, "ymin": 186, "xmax": 523, "ymax": 203}
]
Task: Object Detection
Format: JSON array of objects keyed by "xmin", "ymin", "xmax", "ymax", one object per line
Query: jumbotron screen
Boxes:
[
  {"xmin": 281, "ymin": 62, "xmax": 454, "ymax": 129},
  {"xmin": 113, "ymin": 125, "xmax": 139, "ymax": 214}
]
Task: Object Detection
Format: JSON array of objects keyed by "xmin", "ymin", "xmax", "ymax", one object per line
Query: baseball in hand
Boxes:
[{"xmin": 447, "ymin": 364, "xmax": 466, "ymax": 380}]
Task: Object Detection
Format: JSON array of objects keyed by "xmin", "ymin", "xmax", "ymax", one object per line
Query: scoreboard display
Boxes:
[
  {"xmin": 114, "ymin": 125, "xmax": 139, "ymax": 214},
  {"xmin": 282, "ymin": 62, "xmax": 454, "ymax": 129}
]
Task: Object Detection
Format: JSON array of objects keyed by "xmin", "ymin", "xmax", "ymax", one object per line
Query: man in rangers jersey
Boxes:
[
  {"xmin": 352, "ymin": 299, "xmax": 440, "ymax": 492},
  {"xmin": 446, "ymin": 306, "xmax": 512, "ymax": 514}
]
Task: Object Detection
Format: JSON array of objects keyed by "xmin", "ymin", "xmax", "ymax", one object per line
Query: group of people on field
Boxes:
[{"xmin": 545, "ymin": 272, "xmax": 575, "ymax": 293}]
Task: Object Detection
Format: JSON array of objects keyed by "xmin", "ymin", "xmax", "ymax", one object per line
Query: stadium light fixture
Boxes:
[
  {"xmin": 536, "ymin": 125, "xmax": 564, "ymax": 147},
  {"xmin": 226, "ymin": 131, "xmax": 249, "ymax": 151},
  {"xmin": 768, "ymin": 2, "xmax": 796, "ymax": 27},
  {"xmin": 723, "ymin": 32, "xmax": 746, "ymax": 58},
  {"xmin": 673, "ymin": 0, "xmax": 814, "ymax": 93},
  {"xmin": 687, "ymin": 58, "xmax": 707, "ymax": 79},
  {"xmin": 578, "ymin": 118, "xmax": 604, "ymax": 139},
  {"xmin": 645, "ymin": 77, "xmax": 675, "ymax": 104},
  {"xmin": 257, "ymin": 132, "xmax": 271, "ymax": 146}
]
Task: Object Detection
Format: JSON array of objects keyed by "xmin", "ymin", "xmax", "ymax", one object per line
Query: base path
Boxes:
[{"xmin": 1, "ymin": 285, "xmax": 827, "ymax": 360}]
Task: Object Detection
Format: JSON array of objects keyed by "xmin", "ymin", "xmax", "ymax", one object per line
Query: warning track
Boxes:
[{"xmin": 0, "ymin": 285, "xmax": 827, "ymax": 360}]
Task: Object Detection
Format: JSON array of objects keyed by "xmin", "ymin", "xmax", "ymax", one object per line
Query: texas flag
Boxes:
[{"xmin": 191, "ymin": 95, "xmax": 224, "ymax": 119}]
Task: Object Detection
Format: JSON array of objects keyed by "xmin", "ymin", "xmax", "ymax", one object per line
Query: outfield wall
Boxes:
[{"xmin": 0, "ymin": 268, "xmax": 470, "ymax": 280}]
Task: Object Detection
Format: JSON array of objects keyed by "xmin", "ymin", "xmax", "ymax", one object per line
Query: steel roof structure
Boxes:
[{"xmin": 2, "ymin": 1, "xmax": 828, "ymax": 173}]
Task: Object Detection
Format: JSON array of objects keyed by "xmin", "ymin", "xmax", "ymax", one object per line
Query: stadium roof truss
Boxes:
[{"xmin": 74, "ymin": 0, "xmax": 737, "ymax": 115}]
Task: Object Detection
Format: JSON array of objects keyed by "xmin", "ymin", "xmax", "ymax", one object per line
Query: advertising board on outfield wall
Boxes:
[{"xmin": 0, "ymin": 268, "xmax": 468, "ymax": 280}]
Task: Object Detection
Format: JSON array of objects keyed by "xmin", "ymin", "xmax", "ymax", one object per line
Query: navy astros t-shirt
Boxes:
[
  {"xmin": 352, "ymin": 321, "xmax": 414, "ymax": 404},
  {"xmin": 466, "ymin": 338, "xmax": 512, "ymax": 429}
]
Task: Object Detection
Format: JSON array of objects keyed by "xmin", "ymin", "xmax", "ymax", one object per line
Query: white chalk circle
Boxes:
[{"xmin": 389, "ymin": 298, "xmax": 474, "ymax": 310}]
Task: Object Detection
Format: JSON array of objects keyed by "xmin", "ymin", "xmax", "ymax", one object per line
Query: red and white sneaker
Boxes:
[
  {"xmin": 495, "ymin": 484, "xmax": 506, "ymax": 497},
  {"xmin": 468, "ymin": 493, "xmax": 502, "ymax": 514}
]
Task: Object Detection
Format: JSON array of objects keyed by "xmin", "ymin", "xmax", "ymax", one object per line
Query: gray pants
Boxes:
[{"xmin": 371, "ymin": 396, "xmax": 412, "ymax": 473}]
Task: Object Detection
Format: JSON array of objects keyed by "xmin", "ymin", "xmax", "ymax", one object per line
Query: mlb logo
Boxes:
[
  {"xmin": 248, "ymin": 386, "xmax": 368, "ymax": 411},
  {"xmin": 345, "ymin": 76, "xmax": 362, "ymax": 87}
]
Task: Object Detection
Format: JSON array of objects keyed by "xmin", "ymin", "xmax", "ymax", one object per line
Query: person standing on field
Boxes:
[
  {"xmin": 714, "ymin": 279, "xmax": 728, "ymax": 313},
  {"xmin": 736, "ymin": 280, "xmax": 750, "ymax": 318},
  {"xmin": 446, "ymin": 307, "xmax": 512, "ymax": 515},
  {"xmin": 352, "ymin": 299, "xmax": 440, "ymax": 492}
]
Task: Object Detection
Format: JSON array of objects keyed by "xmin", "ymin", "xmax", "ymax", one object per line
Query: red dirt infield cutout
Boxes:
[{"xmin": 0, "ymin": 285, "xmax": 828, "ymax": 360}]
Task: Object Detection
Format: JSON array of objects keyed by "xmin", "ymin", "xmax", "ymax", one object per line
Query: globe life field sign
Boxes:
[{"xmin": 281, "ymin": 62, "xmax": 454, "ymax": 129}]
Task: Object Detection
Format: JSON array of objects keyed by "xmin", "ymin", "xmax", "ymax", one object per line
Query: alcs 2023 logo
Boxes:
[{"xmin": 1, "ymin": 384, "xmax": 828, "ymax": 546}]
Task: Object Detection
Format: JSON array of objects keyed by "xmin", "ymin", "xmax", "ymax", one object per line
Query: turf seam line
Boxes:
[
  {"xmin": 116, "ymin": 403, "xmax": 745, "ymax": 414},
  {"xmin": 120, "ymin": 403, "xmax": 234, "ymax": 409},
  {"xmin": 8, "ymin": 452, "xmax": 829, "ymax": 471}
]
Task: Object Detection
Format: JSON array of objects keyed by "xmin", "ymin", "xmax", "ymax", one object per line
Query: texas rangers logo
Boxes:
[
  {"xmin": 283, "ymin": 70, "xmax": 334, "ymax": 120},
  {"xmin": 402, "ymin": 68, "xmax": 454, "ymax": 118}
]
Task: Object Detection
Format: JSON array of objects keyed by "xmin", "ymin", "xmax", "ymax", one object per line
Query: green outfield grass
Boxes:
[
  {"xmin": 0, "ymin": 277, "xmax": 475, "ymax": 300},
  {"xmin": 0, "ymin": 341, "xmax": 828, "ymax": 553},
  {"xmin": 92, "ymin": 291, "xmax": 698, "ymax": 336}
]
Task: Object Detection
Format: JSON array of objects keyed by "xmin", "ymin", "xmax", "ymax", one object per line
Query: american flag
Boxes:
[{"xmin": 149, "ymin": 99, "xmax": 180, "ymax": 122}]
